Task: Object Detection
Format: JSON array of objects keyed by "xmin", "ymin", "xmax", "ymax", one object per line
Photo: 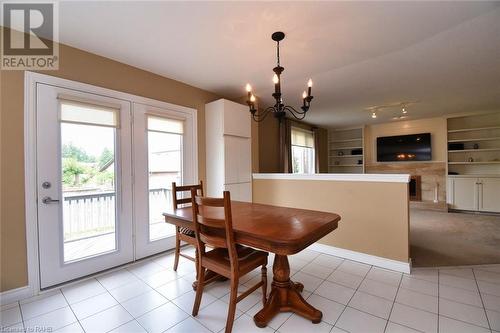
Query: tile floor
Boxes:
[{"xmin": 1, "ymin": 247, "xmax": 500, "ymax": 333}]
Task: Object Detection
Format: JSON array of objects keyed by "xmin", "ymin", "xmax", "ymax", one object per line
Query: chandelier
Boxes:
[{"xmin": 245, "ymin": 31, "xmax": 314, "ymax": 122}]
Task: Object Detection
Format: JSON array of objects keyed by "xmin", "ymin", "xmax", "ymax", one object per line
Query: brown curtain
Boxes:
[
  {"xmin": 279, "ymin": 118, "xmax": 293, "ymax": 173},
  {"xmin": 312, "ymin": 127, "xmax": 320, "ymax": 173}
]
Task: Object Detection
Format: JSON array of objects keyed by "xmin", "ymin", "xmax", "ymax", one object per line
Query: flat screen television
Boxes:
[{"xmin": 377, "ymin": 133, "xmax": 431, "ymax": 162}]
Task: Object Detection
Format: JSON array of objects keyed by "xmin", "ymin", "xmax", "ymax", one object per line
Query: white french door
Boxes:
[
  {"xmin": 133, "ymin": 103, "xmax": 198, "ymax": 259},
  {"xmin": 37, "ymin": 84, "xmax": 134, "ymax": 288},
  {"xmin": 35, "ymin": 79, "xmax": 198, "ymax": 288}
]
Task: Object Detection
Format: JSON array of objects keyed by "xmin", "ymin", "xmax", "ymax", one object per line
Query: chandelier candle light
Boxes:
[{"xmin": 245, "ymin": 31, "xmax": 314, "ymax": 122}]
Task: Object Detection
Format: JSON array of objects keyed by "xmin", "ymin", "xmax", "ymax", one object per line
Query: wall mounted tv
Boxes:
[{"xmin": 377, "ymin": 133, "xmax": 431, "ymax": 162}]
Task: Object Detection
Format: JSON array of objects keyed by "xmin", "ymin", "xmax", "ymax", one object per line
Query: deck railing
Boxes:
[{"xmin": 63, "ymin": 188, "xmax": 171, "ymax": 241}]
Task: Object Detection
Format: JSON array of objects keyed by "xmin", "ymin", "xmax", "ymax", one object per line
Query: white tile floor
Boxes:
[{"xmin": 2, "ymin": 247, "xmax": 500, "ymax": 333}]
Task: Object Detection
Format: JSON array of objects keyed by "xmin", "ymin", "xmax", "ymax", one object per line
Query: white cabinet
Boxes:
[
  {"xmin": 479, "ymin": 178, "xmax": 500, "ymax": 212},
  {"xmin": 447, "ymin": 176, "xmax": 500, "ymax": 213},
  {"xmin": 448, "ymin": 178, "xmax": 478, "ymax": 211},
  {"xmin": 223, "ymin": 136, "xmax": 251, "ymax": 184},
  {"xmin": 224, "ymin": 183, "xmax": 252, "ymax": 203},
  {"xmin": 205, "ymin": 99, "xmax": 252, "ymax": 202}
]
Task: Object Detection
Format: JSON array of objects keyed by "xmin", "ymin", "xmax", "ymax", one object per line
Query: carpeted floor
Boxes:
[{"xmin": 410, "ymin": 208, "xmax": 500, "ymax": 267}]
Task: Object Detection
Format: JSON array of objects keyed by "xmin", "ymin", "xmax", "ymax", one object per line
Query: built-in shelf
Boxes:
[
  {"xmin": 449, "ymin": 148, "xmax": 500, "ymax": 153},
  {"xmin": 330, "ymin": 138, "xmax": 363, "ymax": 143},
  {"xmin": 448, "ymin": 137, "xmax": 500, "ymax": 143},
  {"xmin": 448, "ymin": 126, "xmax": 500, "ymax": 133},
  {"xmin": 447, "ymin": 112, "xmax": 500, "ymax": 177},
  {"xmin": 448, "ymin": 161, "xmax": 500, "ymax": 165},
  {"xmin": 330, "ymin": 154, "xmax": 364, "ymax": 158},
  {"xmin": 329, "ymin": 146, "xmax": 363, "ymax": 150},
  {"xmin": 328, "ymin": 127, "xmax": 364, "ymax": 174},
  {"xmin": 329, "ymin": 164, "xmax": 363, "ymax": 167}
]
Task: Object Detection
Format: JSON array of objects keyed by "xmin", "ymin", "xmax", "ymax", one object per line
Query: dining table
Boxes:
[{"xmin": 163, "ymin": 200, "xmax": 341, "ymax": 327}]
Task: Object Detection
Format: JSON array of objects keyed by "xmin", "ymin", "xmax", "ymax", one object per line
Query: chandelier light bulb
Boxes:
[
  {"xmin": 273, "ymin": 74, "xmax": 279, "ymax": 84},
  {"xmin": 245, "ymin": 83, "xmax": 252, "ymax": 92},
  {"xmin": 302, "ymin": 91, "xmax": 307, "ymax": 99},
  {"xmin": 372, "ymin": 111, "xmax": 377, "ymax": 119},
  {"xmin": 307, "ymin": 79, "xmax": 313, "ymax": 87},
  {"xmin": 402, "ymin": 107, "xmax": 407, "ymax": 114},
  {"xmin": 250, "ymin": 94, "xmax": 256, "ymax": 102}
]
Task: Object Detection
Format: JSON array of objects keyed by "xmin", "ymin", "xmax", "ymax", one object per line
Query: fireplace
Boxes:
[{"xmin": 409, "ymin": 175, "xmax": 422, "ymax": 201}]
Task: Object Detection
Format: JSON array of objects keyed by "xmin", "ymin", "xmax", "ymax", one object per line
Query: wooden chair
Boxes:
[
  {"xmin": 190, "ymin": 190, "xmax": 268, "ymax": 333},
  {"xmin": 171, "ymin": 181, "xmax": 203, "ymax": 272}
]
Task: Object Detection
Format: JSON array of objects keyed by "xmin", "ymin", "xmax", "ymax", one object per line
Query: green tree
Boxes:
[
  {"xmin": 62, "ymin": 143, "xmax": 95, "ymax": 162},
  {"xmin": 95, "ymin": 170, "xmax": 115, "ymax": 187},
  {"xmin": 62, "ymin": 158, "xmax": 86, "ymax": 185},
  {"xmin": 98, "ymin": 148, "xmax": 114, "ymax": 169}
]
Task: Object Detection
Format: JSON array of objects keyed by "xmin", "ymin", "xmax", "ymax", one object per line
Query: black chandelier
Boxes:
[{"xmin": 245, "ymin": 31, "xmax": 314, "ymax": 122}]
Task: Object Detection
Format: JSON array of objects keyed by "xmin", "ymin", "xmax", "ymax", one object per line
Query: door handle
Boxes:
[{"xmin": 42, "ymin": 196, "xmax": 60, "ymax": 204}]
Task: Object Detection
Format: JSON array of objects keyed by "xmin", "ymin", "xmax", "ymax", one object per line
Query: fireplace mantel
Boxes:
[{"xmin": 365, "ymin": 162, "xmax": 446, "ymax": 204}]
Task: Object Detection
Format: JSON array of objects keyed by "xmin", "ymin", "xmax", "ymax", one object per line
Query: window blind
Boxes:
[
  {"xmin": 291, "ymin": 127, "xmax": 314, "ymax": 148},
  {"xmin": 59, "ymin": 101, "xmax": 119, "ymax": 128},
  {"xmin": 147, "ymin": 115, "xmax": 184, "ymax": 134}
]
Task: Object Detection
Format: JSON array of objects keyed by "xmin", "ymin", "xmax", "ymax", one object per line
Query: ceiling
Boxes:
[{"xmin": 56, "ymin": 1, "xmax": 500, "ymax": 128}]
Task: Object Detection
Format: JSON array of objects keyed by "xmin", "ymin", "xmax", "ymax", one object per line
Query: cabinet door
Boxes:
[
  {"xmin": 479, "ymin": 178, "xmax": 500, "ymax": 213},
  {"xmin": 223, "ymin": 101, "xmax": 251, "ymax": 138},
  {"xmin": 451, "ymin": 178, "xmax": 478, "ymax": 211},
  {"xmin": 224, "ymin": 136, "xmax": 251, "ymax": 184},
  {"xmin": 224, "ymin": 136, "xmax": 239, "ymax": 184},
  {"xmin": 224, "ymin": 182, "xmax": 252, "ymax": 203},
  {"xmin": 237, "ymin": 139, "xmax": 252, "ymax": 183},
  {"xmin": 446, "ymin": 179, "xmax": 454, "ymax": 205}
]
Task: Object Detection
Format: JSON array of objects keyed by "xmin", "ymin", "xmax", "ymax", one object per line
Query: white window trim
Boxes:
[{"xmin": 20, "ymin": 71, "xmax": 198, "ymax": 302}]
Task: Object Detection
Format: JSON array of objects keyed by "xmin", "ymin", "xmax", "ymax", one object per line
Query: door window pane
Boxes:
[
  {"xmin": 61, "ymin": 121, "xmax": 117, "ymax": 262},
  {"xmin": 148, "ymin": 116, "xmax": 183, "ymax": 241}
]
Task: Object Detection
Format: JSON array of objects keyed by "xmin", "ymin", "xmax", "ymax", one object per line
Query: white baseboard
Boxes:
[
  {"xmin": 0, "ymin": 285, "xmax": 33, "ymax": 305},
  {"xmin": 310, "ymin": 243, "xmax": 411, "ymax": 274}
]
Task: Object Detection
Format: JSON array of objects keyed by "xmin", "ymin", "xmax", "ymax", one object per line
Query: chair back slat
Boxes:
[
  {"xmin": 175, "ymin": 198, "xmax": 192, "ymax": 205},
  {"xmin": 195, "ymin": 196, "xmax": 225, "ymax": 207},
  {"xmin": 172, "ymin": 181, "xmax": 203, "ymax": 210},
  {"xmin": 197, "ymin": 215, "xmax": 226, "ymax": 229},
  {"xmin": 191, "ymin": 190, "xmax": 238, "ymax": 270},
  {"xmin": 199, "ymin": 233, "xmax": 228, "ymax": 249}
]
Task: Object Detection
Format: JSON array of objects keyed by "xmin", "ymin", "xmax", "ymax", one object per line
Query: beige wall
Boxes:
[
  {"xmin": 364, "ymin": 117, "xmax": 447, "ymax": 164},
  {"xmin": 253, "ymin": 179, "xmax": 410, "ymax": 262},
  {"xmin": 0, "ymin": 35, "xmax": 244, "ymax": 291}
]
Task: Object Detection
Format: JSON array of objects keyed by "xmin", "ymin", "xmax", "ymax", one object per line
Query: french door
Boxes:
[
  {"xmin": 133, "ymin": 103, "xmax": 198, "ymax": 259},
  {"xmin": 36, "ymin": 82, "xmax": 196, "ymax": 288}
]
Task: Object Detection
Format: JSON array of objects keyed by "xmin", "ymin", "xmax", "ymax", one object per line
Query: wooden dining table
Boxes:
[{"xmin": 163, "ymin": 201, "xmax": 341, "ymax": 327}]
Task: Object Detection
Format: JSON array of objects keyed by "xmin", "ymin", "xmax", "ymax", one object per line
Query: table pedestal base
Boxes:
[{"xmin": 254, "ymin": 255, "xmax": 322, "ymax": 327}]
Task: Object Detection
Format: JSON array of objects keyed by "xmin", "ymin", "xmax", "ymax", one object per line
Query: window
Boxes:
[
  {"xmin": 59, "ymin": 100, "xmax": 119, "ymax": 262},
  {"xmin": 291, "ymin": 127, "xmax": 315, "ymax": 174}
]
